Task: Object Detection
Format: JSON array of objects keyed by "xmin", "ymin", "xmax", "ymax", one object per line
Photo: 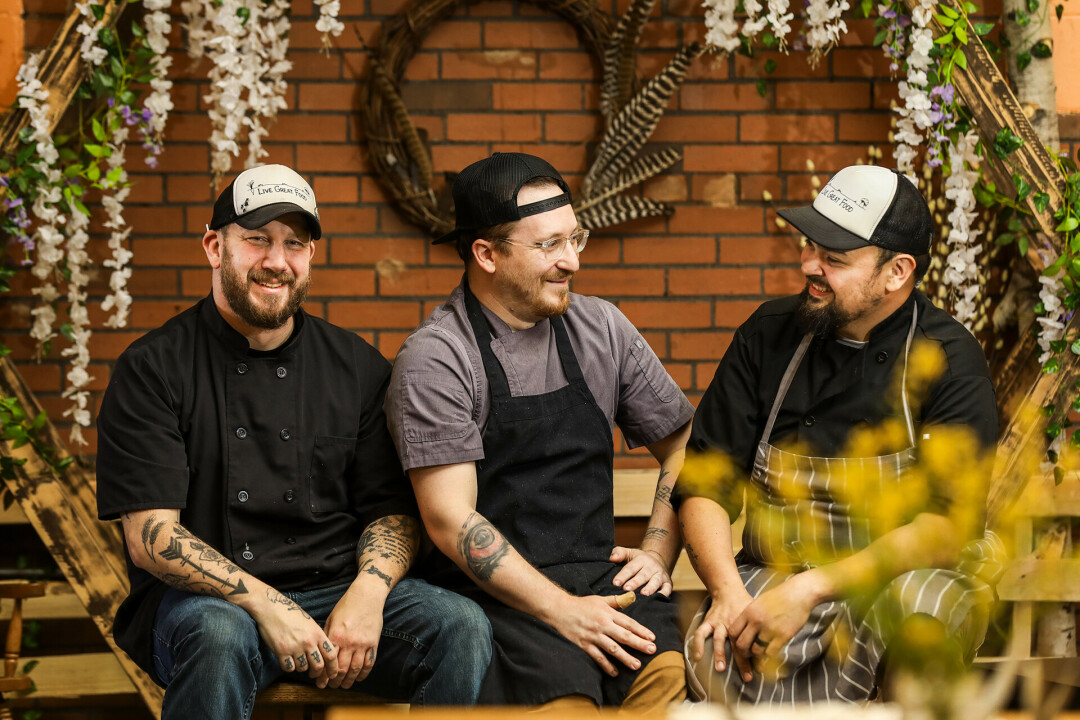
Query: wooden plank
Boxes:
[
  {"xmin": 13, "ymin": 652, "xmax": 135, "ymax": 698},
  {"xmin": 0, "ymin": 0, "xmax": 128, "ymax": 153},
  {"xmin": 613, "ymin": 469, "xmax": 660, "ymax": 517},
  {"xmin": 0, "ymin": 502, "xmax": 28, "ymax": 524},
  {"xmin": 0, "ymin": 362, "xmax": 163, "ymax": 716},
  {"xmin": 256, "ymin": 683, "xmax": 386, "ymax": 706},
  {"xmin": 1012, "ymin": 474, "xmax": 1080, "ymax": 517},
  {"xmin": 0, "ymin": 581, "xmax": 84, "ymax": 621},
  {"xmin": 997, "ymin": 558, "xmax": 1080, "ymax": 601}
]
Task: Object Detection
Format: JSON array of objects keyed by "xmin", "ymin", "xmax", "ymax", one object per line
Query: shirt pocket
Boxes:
[
  {"xmin": 309, "ymin": 435, "xmax": 356, "ymax": 512},
  {"xmin": 628, "ymin": 336, "xmax": 677, "ymax": 403},
  {"xmin": 402, "ymin": 371, "xmax": 472, "ymax": 443}
]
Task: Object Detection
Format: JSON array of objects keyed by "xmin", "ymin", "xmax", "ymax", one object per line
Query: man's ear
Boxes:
[
  {"xmin": 203, "ymin": 227, "xmax": 224, "ymax": 269},
  {"xmin": 885, "ymin": 253, "xmax": 916, "ymax": 292},
  {"xmin": 472, "ymin": 239, "xmax": 498, "ymax": 275}
]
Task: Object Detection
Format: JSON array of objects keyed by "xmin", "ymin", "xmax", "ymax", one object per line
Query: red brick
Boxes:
[
  {"xmin": 431, "ymin": 145, "xmax": 490, "ymax": 173},
  {"xmin": 331, "ymin": 237, "xmax": 428, "ymax": 266},
  {"xmin": 620, "ymin": 300, "xmax": 712, "ymax": 328},
  {"xmin": 466, "ymin": 0, "xmax": 515, "ymax": 16},
  {"xmin": 670, "ymin": 331, "xmax": 734, "ymax": 360},
  {"xmin": 873, "ymin": 81, "xmax": 901, "ymax": 110},
  {"xmin": 683, "ymin": 144, "xmax": 778, "ymax": 173},
  {"xmin": 89, "ymin": 331, "xmax": 145, "ymax": 361},
  {"xmin": 284, "ymin": 52, "xmax": 343, "ymax": 80},
  {"xmin": 290, "ymin": 20, "xmax": 380, "ymax": 49},
  {"xmin": 623, "ymin": 236, "xmax": 716, "ymax": 265},
  {"xmin": 679, "ymin": 83, "xmax": 769, "ymax": 111},
  {"xmin": 668, "ymin": 268, "xmax": 761, "ymax": 295},
  {"xmin": 775, "ymin": 82, "xmax": 871, "ymax": 110},
  {"xmin": 484, "ymin": 20, "xmax": 584, "ymax": 49},
  {"xmin": 577, "ymin": 234, "xmax": 620, "ymax": 264},
  {"xmin": 651, "ymin": 116, "xmax": 737, "ymax": 143},
  {"xmin": 734, "ymin": 51, "xmax": 830, "ymax": 80},
  {"xmin": 147, "ymin": 143, "xmax": 209, "ymax": 173},
  {"xmin": 23, "ymin": 18, "xmax": 61, "ymax": 48},
  {"xmin": 831, "ymin": 48, "xmax": 897, "ymax": 78},
  {"xmin": 296, "ymin": 144, "xmax": 365, "ymax": 173},
  {"xmin": 447, "ymin": 114, "xmax": 542, "ymax": 142},
  {"xmin": 764, "ymin": 268, "xmax": 805, "ymax": 295},
  {"xmin": 443, "ymin": 51, "xmax": 539, "ymax": 80},
  {"xmin": 837, "ymin": 19, "xmax": 878, "ymax": 47},
  {"xmin": 720, "ymin": 235, "xmax": 801, "ymax": 265},
  {"xmin": 780, "ymin": 145, "xmax": 869, "ymax": 173},
  {"xmin": 668, "ymin": 206, "xmax": 763, "ymax": 235},
  {"xmin": 312, "ymin": 176, "xmax": 359, "ymax": 204},
  {"xmin": 571, "ymin": 269, "xmax": 665, "ymax": 297},
  {"xmin": 377, "ymin": 331, "xmax": 413, "ymax": 359},
  {"xmin": 270, "ymin": 114, "xmax": 350, "ymax": 143},
  {"xmin": 494, "ymin": 83, "xmax": 583, "ymax": 110},
  {"xmin": 360, "ymin": 177, "xmax": 392, "ymax": 204},
  {"xmin": 538, "ymin": 51, "xmax": 599, "ymax": 81},
  {"xmin": 838, "ymin": 113, "xmax": 893, "ymax": 143},
  {"xmin": 401, "ymin": 53, "xmax": 440, "ymax": 82},
  {"xmin": 125, "ymin": 175, "xmax": 165, "ymax": 204},
  {"xmin": 0, "ymin": 299, "xmax": 31, "ymax": 328},
  {"xmin": 714, "ymin": 300, "xmax": 761, "ymax": 328},
  {"xmin": 641, "ymin": 332, "xmax": 668, "ymax": 356},
  {"xmin": 663, "ymin": 361, "xmax": 694, "ymax": 390},
  {"xmin": 165, "ymin": 112, "xmax": 214, "ymax": 142},
  {"xmin": 127, "ymin": 269, "xmax": 181, "ymax": 298},
  {"xmin": 425, "ymin": 20, "xmax": 483, "ymax": 48},
  {"xmin": 126, "ymin": 207, "xmax": 186, "ymax": 235},
  {"xmin": 326, "ymin": 301, "xmax": 422, "ymax": 329},
  {"xmin": 298, "ymin": 83, "xmax": 363, "ymax": 112},
  {"xmin": 544, "ymin": 113, "xmax": 601, "ymax": 142},
  {"xmin": 320, "ymin": 208, "xmax": 378, "ymax": 235},
  {"xmin": 167, "ymin": 175, "xmax": 215, "ymax": 203},
  {"xmin": 128, "ymin": 300, "xmax": 197, "ymax": 328},
  {"xmin": 14, "ymin": 362, "xmax": 61, "ymax": 394},
  {"xmin": 378, "ymin": 268, "xmax": 464, "ymax": 297},
  {"xmin": 308, "ymin": 269, "xmax": 377, "ymax": 296},
  {"xmin": 182, "ymin": 269, "xmax": 211, "ymax": 297},
  {"xmin": 733, "ymin": 174, "xmax": 780, "ymax": 204},
  {"xmin": 694, "ymin": 362, "xmax": 718, "ymax": 391},
  {"xmin": 740, "ymin": 114, "xmax": 834, "ymax": 143},
  {"xmin": 371, "ymin": 0, "xmax": 409, "ymax": 14},
  {"xmin": 490, "ymin": 144, "xmax": 589, "ymax": 174}
]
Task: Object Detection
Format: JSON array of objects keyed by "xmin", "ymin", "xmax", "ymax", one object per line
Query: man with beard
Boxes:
[
  {"xmin": 674, "ymin": 165, "xmax": 1001, "ymax": 705},
  {"xmin": 95, "ymin": 165, "xmax": 491, "ymax": 720},
  {"xmin": 385, "ymin": 152, "xmax": 695, "ymax": 710}
]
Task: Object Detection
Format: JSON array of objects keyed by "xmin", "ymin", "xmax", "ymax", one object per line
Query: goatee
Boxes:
[{"xmin": 794, "ymin": 285, "xmax": 850, "ymax": 337}]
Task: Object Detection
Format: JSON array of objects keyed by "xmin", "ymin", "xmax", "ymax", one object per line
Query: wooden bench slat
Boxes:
[
  {"xmin": 997, "ymin": 558, "xmax": 1080, "ymax": 602},
  {"xmin": 14, "ymin": 652, "xmax": 135, "ymax": 698},
  {"xmin": 256, "ymin": 683, "xmax": 389, "ymax": 705}
]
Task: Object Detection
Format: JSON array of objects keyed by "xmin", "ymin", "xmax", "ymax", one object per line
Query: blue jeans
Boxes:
[{"xmin": 151, "ymin": 577, "xmax": 491, "ymax": 720}]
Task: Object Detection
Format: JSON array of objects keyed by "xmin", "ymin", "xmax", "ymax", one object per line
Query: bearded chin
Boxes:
[
  {"xmin": 221, "ymin": 261, "xmax": 309, "ymax": 330},
  {"xmin": 794, "ymin": 286, "xmax": 842, "ymax": 337}
]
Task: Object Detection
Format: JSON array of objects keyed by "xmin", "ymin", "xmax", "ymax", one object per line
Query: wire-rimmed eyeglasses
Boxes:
[{"xmin": 501, "ymin": 228, "xmax": 589, "ymax": 259}]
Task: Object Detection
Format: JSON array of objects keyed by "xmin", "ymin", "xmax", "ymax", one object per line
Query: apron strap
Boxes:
[
  {"xmin": 759, "ymin": 333, "xmax": 814, "ymax": 447},
  {"xmin": 899, "ymin": 300, "xmax": 919, "ymax": 447},
  {"xmin": 463, "ymin": 279, "xmax": 513, "ymax": 400}
]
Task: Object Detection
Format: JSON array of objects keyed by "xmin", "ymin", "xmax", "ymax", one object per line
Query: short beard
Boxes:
[
  {"xmin": 794, "ymin": 285, "xmax": 853, "ymax": 337},
  {"xmin": 220, "ymin": 240, "xmax": 310, "ymax": 330}
]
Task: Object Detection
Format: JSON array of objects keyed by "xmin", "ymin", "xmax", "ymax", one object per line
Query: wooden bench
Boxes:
[{"xmin": 1, "ymin": 468, "xmax": 710, "ymax": 717}]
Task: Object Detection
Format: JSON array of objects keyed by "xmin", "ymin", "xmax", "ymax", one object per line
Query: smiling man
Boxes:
[
  {"xmin": 95, "ymin": 165, "xmax": 490, "ymax": 719},
  {"xmin": 675, "ymin": 165, "xmax": 1001, "ymax": 705},
  {"xmin": 386, "ymin": 152, "xmax": 695, "ymax": 710}
]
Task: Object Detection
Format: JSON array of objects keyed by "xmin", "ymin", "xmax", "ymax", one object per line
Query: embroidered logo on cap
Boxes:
[{"xmin": 236, "ymin": 179, "xmax": 317, "ymax": 218}]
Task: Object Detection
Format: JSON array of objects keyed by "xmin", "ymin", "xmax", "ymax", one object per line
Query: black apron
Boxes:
[{"xmin": 431, "ymin": 283, "xmax": 681, "ymax": 705}]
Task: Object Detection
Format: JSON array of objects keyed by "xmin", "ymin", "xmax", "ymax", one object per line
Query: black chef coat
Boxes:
[
  {"xmin": 96, "ymin": 294, "xmax": 415, "ymax": 677},
  {"xmin": 675, "ymin": 290, "xmax": 999, "ymax": 519}
]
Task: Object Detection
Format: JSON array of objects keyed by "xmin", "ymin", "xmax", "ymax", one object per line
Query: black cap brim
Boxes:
[
  {"xmin": 233, "ymin": 202, "xmax": 322, "ymax": 240},
  {"xmin": 777, "ymin": 205, "xmax": 870, "ymax": 251}
]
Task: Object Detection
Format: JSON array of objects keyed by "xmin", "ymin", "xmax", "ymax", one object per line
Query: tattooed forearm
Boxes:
[
  {"xmin": 457, "ymin": 512, "xmax": 510, "ymax": 582},
  {"xmin": 139, "ymin": 516, "xmax": 167, "ymax": 564},
  {"xmin": 643, "ymin": 527, "xmax": 670, "ymax": 545},
  {"xmin": 359, "ymin": 562, "xmax": 393, "ymax": 588},
  {"xmin": 266, "ymin": 588, "xmax": 313, "ymax": 619},
  {"xmin": 685, "ymin": 542, "xmax": 700, "ymax": 565},
  {"xmin": 356, "ymin": 515, "xmax": 420, "ymax": 573},
  {"xmin": 138, "ymin": 515, "xmax": 250, "ymax": 597},
  {"xmin": 654, "ymin": 470, "xmax": 674, "ymax": 510}
]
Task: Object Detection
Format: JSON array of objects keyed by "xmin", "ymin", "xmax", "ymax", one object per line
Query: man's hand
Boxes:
[
  {"xmin": 544, "ymin": 594, "xmax": 657, "ymax": 677},
  {"xmin": 254, "ymin": 588, "xmax": 339, "ymax": 681},
  {"xmin": 728, "ymin": 572, "xmax": 821, "ymax": 675},
  {"xmin": 609, "ymin": 546, "xmax": 673, "ymax": 597},
  {"xmin": 321, "ymin": 584, "xmax": 385, "ymax": 689},
  {"xmin": 691, "ymin": 584, "xmax": 755, "ymax": 682}
]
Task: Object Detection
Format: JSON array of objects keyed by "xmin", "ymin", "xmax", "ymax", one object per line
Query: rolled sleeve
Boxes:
[{"xmin": 387, "ymin": 328, "xmax": 485, "ymax": 471}]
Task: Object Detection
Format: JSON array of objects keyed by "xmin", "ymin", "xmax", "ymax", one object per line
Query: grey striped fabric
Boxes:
[{"xmin": 684, "ymin": 305, "xmax": 1005, "ymax": 705}]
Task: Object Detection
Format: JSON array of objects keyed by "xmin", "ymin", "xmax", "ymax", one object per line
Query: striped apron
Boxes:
[{"xmin": 685, "ymin": 304, "xmax": 1004, "ymax": 706}]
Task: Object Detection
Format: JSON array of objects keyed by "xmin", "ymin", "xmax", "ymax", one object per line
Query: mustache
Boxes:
[
  {"xmin": 543, "ymin": 270, "xmax": 574, "ymax": 282},
  {"xmin": 804, "ymin": 274, "xmax": 831, "ymax": 292},
  {"xmin": 250, "ymin": 268, "xmax": 295, "ymax": 286}
]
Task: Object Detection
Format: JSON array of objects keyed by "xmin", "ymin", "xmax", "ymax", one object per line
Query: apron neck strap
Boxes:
[{"xmin": 899, "ymin": 300, "xmax": 919, "ymax": 447}]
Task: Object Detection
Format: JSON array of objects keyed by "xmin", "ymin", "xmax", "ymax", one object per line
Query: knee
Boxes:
[
  {"xmin": 171, "ymin": 599, "xmax": 258, "ymax": 660},
  {"xmin": 438, "ymin": 595, "xmax": 492, "ymax": 662}
]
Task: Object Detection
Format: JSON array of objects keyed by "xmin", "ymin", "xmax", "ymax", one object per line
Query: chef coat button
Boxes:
[
  {"xmin": 635, "ymin": 339, "xmax": 644, "ymax": 349},
  {"xmin": 284, "ymin": 489, "xmax": 295, "ymax": 502},
  {"xmin": 238, "ymin": 490, "xmax": 249, "ymax": 503},
  {"xmin": 876, "ymin": 351, "xmax": 888, "ymax": 363},
  {"xmin": 242, "ymin": 550, "xmax": 254, "ymax": 561},
  {"xmin": 237, "ymin": 362, "xmax": 248, "ymax": 375},
  {"xmin": 803, "ymin": 416, "xmax": 815, "ymax": 427},
  {"xmin": 279, "ymin": 428, "xmax": 291, "ymax": 441},
  {"xmin": 276, "ymin": 366, "xmax": 287, "ymax": 378},
  {"xmin": 285, "ymin": 537, "xmax": 296, "ymax": 545},
  {"xmin": 236, "ymin": 427, "xmax": 247, "ymax": 439}
]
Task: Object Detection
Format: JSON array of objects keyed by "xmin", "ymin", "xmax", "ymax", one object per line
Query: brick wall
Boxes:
[{"xmin": 5, "ymin": 0, "xmax": 1003, "ymax": 467}]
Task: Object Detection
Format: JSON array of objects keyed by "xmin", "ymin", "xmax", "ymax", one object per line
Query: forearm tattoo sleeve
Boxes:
[
  {"xmin": 129, "ymin": 513, "xmax": 250, "ymax": 598},
  {"xmin": 356, "ymin": 515, "xmax": 420, "ymax": 589},
  {"xmin": 456, "ymin": 512, "xmax": 510, "ymax": 582}
]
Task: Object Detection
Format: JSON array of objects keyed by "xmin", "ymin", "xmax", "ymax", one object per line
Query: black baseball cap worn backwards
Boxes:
[
  {"xmin": 433, "ymin": 152, "xmax": 572, "ymax": 245},
  {"xmin": 777, "ymin": 165, "xmax": 933, "ymax": 256},
  {"xmin": 210, "ymin": 164, "xmax": 322, "ymax": 240}
]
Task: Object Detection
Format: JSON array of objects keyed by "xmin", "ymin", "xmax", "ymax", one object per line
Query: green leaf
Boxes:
[
  {"xmin": 1017, "ymin": 51, "xmax": 1032, "ymax": 70},
  {"xmin": 1027, "ymin": 0, "xmax": 1039, "ymax": 12},
  {"xmin": 73, "ymin": 198, "xmax": 89, "ymax": 216},
  {"xmin": 1034, "ymin": 191, "xmax": 1050, "ymax": 213},
  {"xmin": 18, "ymin": 126, "xmax": 33, "ymax": 143},
  {"xmin": 59, "ymin": 323, "xmax": 75, "ymax": 342},
  {"xmin": 236, "ymin": 5, "xmax": 251, "ymax": 23},
  {"xmin": 995, "ymin": 232, "xmax": 1015, "ymax": 245},
  {"xmin": 955, "ymin": 24, "xmax": 968, "ymax": 44},
  {"xmin": 97, "ymin": 27, "xmax": 115, "ymax": 47},
  {"xmin": 105, "ymin": 167, "xmax": 123, "ymax": 184},
  {"xmin": 90, "ymin": 2, "xmax": 105, "ymax": 19},
  {"xmin": 1071, "ymin": 340, "xmax": 1080, "ymax": 355},
  {"xmin": 109, "ymin": 55, "xmax": 124, "ymax": 79},
  {"xmin": 762, "ymin": 31, "xmax": 777, "ymax": 47},
  {"xmin": 1058, "ymin": 3, "xmax": 1065, "ymax": 20},
  {"xmin": 973, "ymin": 22, "xmax": 995, "ymax": 36},
  {"xmin": 935, "ymin": 30, "xmax": 956, "ymax": 44},
  {"xmin": 1073, "ymin": 429, "xmax": 1080, "ymax": 450},
  {"xmin": 941, "ymin": 4, "xmax": 960, "ymax": 18},
  {"xmin": 861, "ymin": 0, "xmax": 873, "ymax": 17},
  {"xmin": 131, "ymin": 20, "xmax": 145, "ymax": 37},
  {"xmin": 1013, "ymin": 172, "xmax": 1032, "ymax": 201},
  {"xmin": 1045, "ymin": 254, "xmax": 1067, "ymax": 275},
  {"xmin": 974, "ymin": 184, "xmax": 997, "ymax": 206},
  {"xmin": 756, "ymin": 79, "xmax": 768, "ymax": 98},
  {"xmin": 993, "ymin": 126, "xmax": 1025, "ymax": 158},
  {"xmin": 936, "ymin": 13, "xmax": 957, "ymax": 26},
  {"xmin": 1056, "ymin": 216, "xmax": 1079, "ymax": 233},
  {"xmin": 873, "ymin": 29, "xmax": 889, "ymax": 46},
  {"xmin": 954, "ymin": 47, "xmax": 968, "ymax": 69},
  {"xmin": 1018, "ymin": 234, "xmax": 1030, "ymax": 256},
  {"xmin": 1044, "ymin": 358, "xmax": 1062, "ymax": 374},
  {"xmin": 30, "ymin": 412, "xmax": 47, "ymax": 431},
  {"xmin": 86, "ymin": 163, "xmax": 101, "ymax": 182},
  {"xmin": 763, "ymin": 59, "xmax": 777, "ymax": 74},
  {"xmin": 1031, "ymin": 41, "xmax": 1052, "ymax": 58},
  {"xmin": 84, "ymin": 144, "xmax": 107, "ymax": 158},
  {"xmin": 1055, "ymin": 465, "xmax": 1066, "ymax": 485},
  {"xmin": 1015, "ymin": 8, "xmax": 1031, "ymax": 26},
  {"xmin": 92, "ymin": 117, "xmax": 106, "ymax": 142}
]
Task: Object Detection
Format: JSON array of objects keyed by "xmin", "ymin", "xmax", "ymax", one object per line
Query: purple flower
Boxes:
[
  {"xmin": 930, "ymin": 83, "xmax": 955, "ymax": 104},
  {"xmin": 107, "ymin": 97, "xmax": 115, "ymax": 108},
  {"xmin": 929, "ymin": 110, "xmax": 944, "ymax": 124},
  {"xmin": 145, "ymin": 155, "xmax": 159, "ymax": 169},
  {"xmin": 142, "ymin": 107, "xmax": 153, "ymax": 121},
  {"xmin": 883, "ymin": 8, "xmax": 897, "ymax": 17},
  {"xmin": 928, "ymin": 156, "xmax": 944, "ymax": 168}
]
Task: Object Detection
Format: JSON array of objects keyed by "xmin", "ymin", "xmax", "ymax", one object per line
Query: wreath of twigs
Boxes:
[
  {"xmin": 361, "ymin": 0, "xmax": 612, "ymax": 238},
  {"xmin": 361, "ymin": 0, "xmax": 702, "ymax": 238}
]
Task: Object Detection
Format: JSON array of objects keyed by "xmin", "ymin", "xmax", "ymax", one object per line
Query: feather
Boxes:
[
  {"xmin": 584, "ymin": 42, "xmax": 702, "ymax": 196},
  {"xmin": 576, "ymin": 147, "xmax": 682, "ymax": 213},
  {"xmin": 600, "ymin": 0, "xmax": 658, "ymax": 123},
  {"xmin": 575, "ymin": 194, "xmax": 673, "ymax": 231}
]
